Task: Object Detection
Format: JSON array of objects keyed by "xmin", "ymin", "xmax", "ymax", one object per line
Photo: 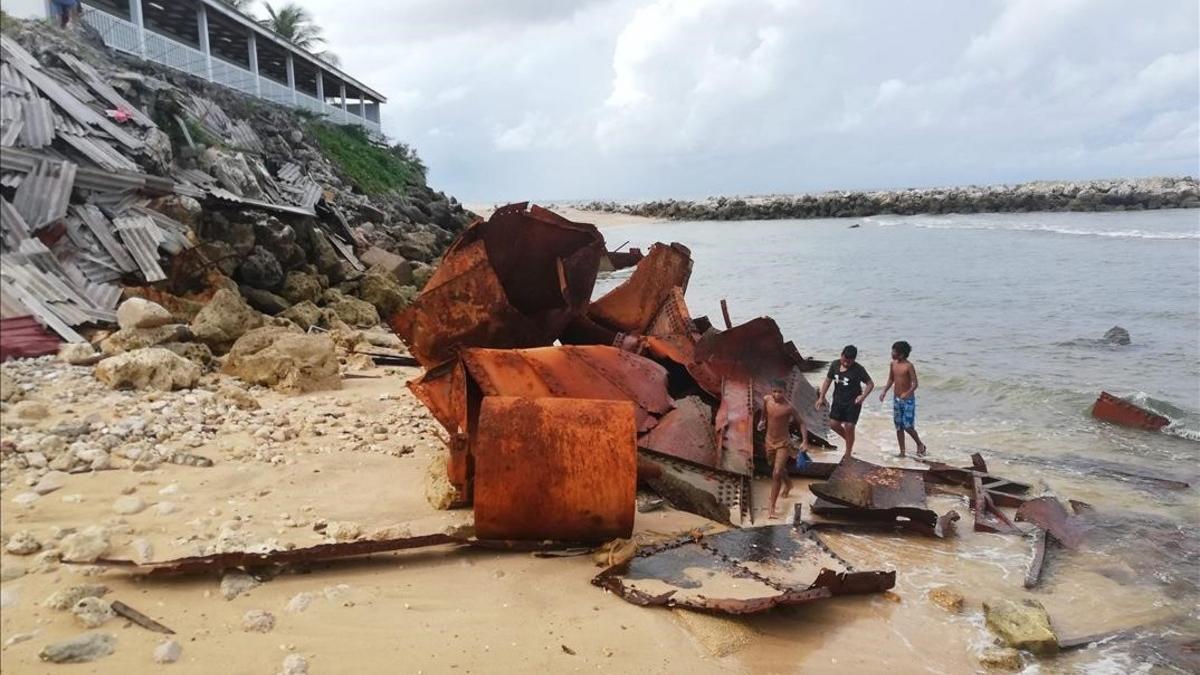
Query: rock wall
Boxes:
[{"xmin": 578, "ymin": 176, "xmax": 1200, "ymax": 221}]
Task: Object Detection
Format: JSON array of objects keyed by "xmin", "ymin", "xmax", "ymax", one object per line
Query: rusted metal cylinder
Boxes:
[{"xmin": 472, "ymin": 396, "xmax": 637, "ymax": 542}]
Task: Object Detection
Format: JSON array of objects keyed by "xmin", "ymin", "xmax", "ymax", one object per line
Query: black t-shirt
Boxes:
[{"xmin": 827, "ymin": 362, "xmax": 871, "ymax": 406}]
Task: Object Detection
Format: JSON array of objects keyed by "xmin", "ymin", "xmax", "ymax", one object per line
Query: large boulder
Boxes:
[
  {"xmin": 0, "ymin": 368, "xmax": 21, "ymax": 402},
  {"xmin": 254, "ymin": 217, "xmax": 305, "ymax": 270},
  {"xmin": 147, "ymin": 195, "xmax": 202, "ymax": 228},
  {"xmin": 58, "ymin": 343, "xmax": 100, "ymax": 365},
  {"xmin": 1102, "ymin": 326, "xmax": 1131, "ymax": 346},
  {"xmin": 280, "ymin": 301, "xmax": 322, "ymax": 330},
  {"xmin": 359, "ymin": 247, "xmax": 414, "ymax": 285},
  {"xmin": 116, "ymin": 298, "xmax": 173, "ymax": 331},
  {"xmin": 280, "ymin": 271, "xmax": 323, "ymax": 305},
  {"xmin": 160, "ymin": 342, "xmax": 214, "ymax": 367},
  {"xmin": 983, "ymin": 598, "xmax": 1059, "ymax": 655},
  {"xmin": 358, "ymin": 266, "xmax": 416, "ymax": 318},
  {"xmin": 235, "ymin": 246, "xmax": 284, "ymax": 291},
  {"xmin": 99, "ymin": 324, "xmax": 192, "ymax": 356},
  {"xmin": 329, "ymin": 295, "xmax": 380, "ymax": 328},
  {"xmin": 94, "ymin": 348, "xmax": 200, "ymax": 391},
  {"xmin": 190, "ymin": 289, "xmax": 265, "ymax": 354},
  {"xmin": 411, "ymin": 262, "xmax": 436, "ymax": 290},
  {"xmin": 222, "ymin": 327, "xmax": 340, "ymax": 393},
  {"xmin": 308, "ymin": 230, "xmax": 345, "ymax": 281},
  {"xmin": 196, "ymin": 241, "xmax": 240, "ymax": 277}
]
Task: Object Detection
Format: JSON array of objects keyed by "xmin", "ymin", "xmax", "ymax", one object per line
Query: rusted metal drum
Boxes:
[{"xmin": 472, "ymin": 396, "xmax": 637, "ymax": 542}]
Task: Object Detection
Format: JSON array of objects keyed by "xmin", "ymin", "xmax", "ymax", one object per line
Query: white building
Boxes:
[{"xmin": 10, "ymin": 0, "xmax": 385, "ymax": 134}]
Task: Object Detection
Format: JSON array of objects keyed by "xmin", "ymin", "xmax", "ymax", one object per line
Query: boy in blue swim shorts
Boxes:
[{"xmin": 879, "ymin": 340, "xmax": 927, "ymax": 457}]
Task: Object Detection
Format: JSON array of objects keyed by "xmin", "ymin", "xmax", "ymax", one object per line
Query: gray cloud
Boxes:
[{"xmin": 295, "ymin": 0, "xmax": 1199, "ymax": 201}]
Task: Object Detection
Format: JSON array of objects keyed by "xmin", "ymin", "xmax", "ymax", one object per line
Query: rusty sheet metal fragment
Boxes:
[
  {"xmin": 637, "ymin": 452, "xmax": 744, "ymax": 525},
  {"xmin": 110, "ymin": 601, "xmax": 174, "ymax": 634},
  {"xmin": 714, "ymin": 379, "xmax": 754, "ymax": 476},
  {"xmin": 473, "ymin": 397, "xmax": 636, "ymax": 542},
  {"xmin": 1025, "ymin": 528, "xmax": 1048, "ymax": 589},
  {"xmin": 695, "ymin": 317, "xmax": 828, "ymax": 441},
  {"xmin": 641, "ymin": 287, "xmax": 722, "ymax": 394},
  {"xmin": 592, "ymin": 524, "xmax": 895, "ymax": 614},
  {"xmin": 462, "ymin": 345, "xmax": 673, "ymax": 433},
  {"xmin": 391, "ymin": 203, "xmax": 604, "ymax": 368},
  {"xmin": 1015, "ymin": 496, "xmax": 1088, "ymax": 549},
  {"xmin": 809, "ymin": 499, "xmax": 960, "ymax": 538},
  {"xmin": 639, "ymin": 396, "xmax": 718, "ymax": 468},
  {"xmin": 972, "ymin": 475, "xmax": 1023, "ymax": 535},
  {"xmin": 589, "ymin": 242, "xmax": 693, "ymax": 334},
  {"xmin": 809, "ymin": 457, "xmax": 956, "ymax": 534},
  {"xmin": 1091, "ymin": 391, "xmax": 1169, "ymax": 431}
]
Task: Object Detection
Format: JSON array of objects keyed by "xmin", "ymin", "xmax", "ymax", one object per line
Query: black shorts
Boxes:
[{"xmin": 829, "ymin": 401, "xmax": 862, "ymax": 424}]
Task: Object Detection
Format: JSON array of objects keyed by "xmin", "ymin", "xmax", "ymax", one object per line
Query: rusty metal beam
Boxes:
[
  {"xmin": 1016, "ymin": 496, "xmax": 1088, "ymax": 549},
  {"xmin": 1091, "ymin": 391, "xmax": 1169, "ymax": 431},
  {"xmin": 1025, "ymin": 528, "xmax": 1047, "ymax": 589},
  {"xmin": 588, "ymin": 242, "xmax": 693, "ymax": 334}
]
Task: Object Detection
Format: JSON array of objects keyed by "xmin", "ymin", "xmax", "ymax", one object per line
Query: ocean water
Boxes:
[{"xmin": 594, "ymin": 208, "xmax": 1200, "ymax": 672}]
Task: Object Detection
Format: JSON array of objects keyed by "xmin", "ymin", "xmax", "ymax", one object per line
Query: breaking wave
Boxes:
[
  {"xmin": 906, "ymin": 222, "xmax": 1199, "ymax": 240},
  {"xmin": 1127, "ymin": 392, "xmax": 1200, "ymax": 442}
]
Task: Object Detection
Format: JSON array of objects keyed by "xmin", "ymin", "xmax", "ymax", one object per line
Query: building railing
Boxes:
[{"xmin": 81, "ymin": 6, "xmax": 382, "ymax": 136}]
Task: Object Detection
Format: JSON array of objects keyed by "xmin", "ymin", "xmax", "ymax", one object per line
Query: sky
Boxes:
[{"xmin": 274, "ymin": 0, "xmax": 1197, "ymax": 202}]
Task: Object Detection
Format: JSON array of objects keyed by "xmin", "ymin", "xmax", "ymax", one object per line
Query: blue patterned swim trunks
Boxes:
[{"xmin": 893, "ymin": 395, "xmax": 916, "ymax": 429}]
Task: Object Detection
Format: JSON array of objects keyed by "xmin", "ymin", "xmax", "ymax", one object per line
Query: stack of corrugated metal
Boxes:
[{"xmin": 0, "ymin": 33, "xmax": 351, "ymax": 348}]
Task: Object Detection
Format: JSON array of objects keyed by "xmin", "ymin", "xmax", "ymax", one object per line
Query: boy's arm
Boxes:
[
  {"xmin": 816, "ymin": 377, "xmax": 831, "ymax": 409},
  {"xmin": 756, "ymin": 397, "xmax": 768, "ymax": 431},
  {"xmin": 856, "ymin": 375, "xmax": 875, "ymax": 405},
  {"xmin": 879, "ymin": 364, "xmax": 894, "ymax": 401},
  {"xmin": 910, "ymin": 364, "xmax": 918, "ymax": 394}
]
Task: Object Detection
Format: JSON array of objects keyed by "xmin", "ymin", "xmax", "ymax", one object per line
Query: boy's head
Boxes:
[
  {"xmin": 840, "ymin": 345, "xmax": 857, "ymax": 367},
  {"xmin": 892, "ymin": 340, "xmax": 911, "ymax": 360},
  {"xmin": 769, "ymin": 379, "xmax": 788, "ymax": 400}
]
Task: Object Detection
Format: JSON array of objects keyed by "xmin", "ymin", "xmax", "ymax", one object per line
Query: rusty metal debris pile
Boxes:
[{"xmin": 390, "ymin": 203, "xmax": 836, "ymax": 540}]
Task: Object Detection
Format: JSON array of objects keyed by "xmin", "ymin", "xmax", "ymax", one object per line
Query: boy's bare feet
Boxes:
[
  {"xmin": 898, "ymin": 450, "xmax": 907, "ymax": 458},
  {"xmin": 917, "ymin": 443, "xmax": 927, "ymax": 457},
  {"xmin": 781, "ymin": 483, "xmax": 792, "ymax": 498},
  {"xmin": 768, "ymin": 509, "xmax": 780, "ymax": 520}
]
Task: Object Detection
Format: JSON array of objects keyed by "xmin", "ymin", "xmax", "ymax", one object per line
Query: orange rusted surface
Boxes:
[
  {"xmin": 639, "ymin": 396, "xmax": 719, "ymax": 468},
  {"xmin": 461, "ymin": 345, "xmax": 673, "ymax": 433},
  {"xmin": 390, "ymin": 202, "xmax": 604, "ymax": 368},
  {"xmin": 406, "ymin": 360, "xmax": 469, "ymax": 435},
  {"xmin": 472, "ymin": 397, "xmax": 636, "ymax": 542},
  {"xmin": 697, "ymin": 317, "xmax": 828, "ymax": 441},
  {"xmin": 714, "ymin": 379, "xmax": 754, "ymax": 476},
  {"xmin": 589, "ymin": 242, "xmax": 693, "ymax": 334},
  {"xmin": 641, "ymin": 287, "xmax": 722, "ymax": 394},
  {"xmin": 1091, "ymin": 391, "xmax": 1169, "ymax": 431}
]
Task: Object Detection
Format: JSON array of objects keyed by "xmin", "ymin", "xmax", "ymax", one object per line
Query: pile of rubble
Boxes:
[{"xmin": 0, "ymin": 21, "xmax": 472, "ymax": 357}]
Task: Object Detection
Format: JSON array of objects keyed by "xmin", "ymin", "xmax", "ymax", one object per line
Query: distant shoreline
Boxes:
[{"xmin": 570, "ymin": 176, "xmax": 1200, "ymax": 221}]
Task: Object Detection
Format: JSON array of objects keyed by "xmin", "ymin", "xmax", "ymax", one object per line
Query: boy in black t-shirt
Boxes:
[{"xmin": 815, "ymin": 345, "xmax": 874, "ymax": 456}]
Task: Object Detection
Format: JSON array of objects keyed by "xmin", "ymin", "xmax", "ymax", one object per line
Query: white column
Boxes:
[
  {"xmin": 247, "ymin": 32, "xmax": 260, "ymax": 96},
  {"xmin": 196, "ymin": 3, "xmax": 212, "ymax": 81},
  {"xmin": 339, "ymin": 82, "xmax": 347, "ymax": 122},
  {"xmin": 286, "ymin": 52, "xmax": 297, "ymax": 104},
  {"xmin": 316, "ymin": 70, "xmax": 326, "ymax": 116},
  {"xmin": 129, "ymin": 0, "xmax": 146, "ymax": 56}
]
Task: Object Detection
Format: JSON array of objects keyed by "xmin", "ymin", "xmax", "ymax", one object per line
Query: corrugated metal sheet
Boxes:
[
  {"xmin": 73, "ymin": 164, "xmax": 146, "ymax": 193},
  {"xmin": 60, "ymin": 133, "xmax": 140, "ymax": 172},
  {"xmin": 0, "ymin": 62, "xmax": 31, "ymax": 95},
  {"xmin": 0, "ymin": 117, "xmax": 23, "ymax": 147},
  {"xmin": 11, "ymin": 158, "xmax": 76, "ymax": 230},
  {"xmin": 326, "ymin": 231, "xmax": 365, "ymax": 271},
  {"xmin": 74, "ymin": 204, "xmax": 137, "ymax": 272},
  {"xmin": 0, "ymin": 278, "xmax": 85, "ymax": 342},
  {"xmin": 277, "ymin": 162, "xmax": 301, "ymax": 183},
  {"xmin": 208, "ymin": 186, "xmax": 317, "ymax": 217},
  {"xmin": 18, "ymin": 96, "xmax": 54, "ymax": 148},
  {"xmin": 0, "ymin": 197, "xmax": 31, "ymax": 248},
  {"xmin": 57, "ymin": 52, "xmax": 156, "ymax": 128},
  {"xmin": 113, "ymin": 215, "xmax": 166, "ymax": 282},
  {"xmin": 0, "ymin": 315, "xmax": 62, "ymax": 361},
  {"xmin": 131, "ymin": 204, "xmax": 193, "ymax": 253},
  {"xmin": 0, "ymin": 35, "xmax": 142, "ymax": 151}
]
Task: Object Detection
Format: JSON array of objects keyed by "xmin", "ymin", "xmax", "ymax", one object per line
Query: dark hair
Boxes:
[
  {"xmin": 841, "ymin": 345, "xmax": 857, "ymax": 360},
  {"xmin": 770, "ymin": 379, "xmax": 788, "ymax": 391},
  {"xmin": 892, "ymin": 340, "xmax": 911, "ymax": 358}
]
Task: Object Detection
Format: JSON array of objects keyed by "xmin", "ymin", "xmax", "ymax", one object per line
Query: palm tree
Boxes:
[
  {"xmin": 258, "ymin": 2, "xmax": 327, "ymax": 52},
  {"xmin": 221, "ymin": 0, "xmax": 255, "ymax": 14}
]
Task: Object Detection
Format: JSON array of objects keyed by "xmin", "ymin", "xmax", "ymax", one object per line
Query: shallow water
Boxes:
[{"xmin": 595, "ymin": 208, "xmax": 1200, "ymax": 672}]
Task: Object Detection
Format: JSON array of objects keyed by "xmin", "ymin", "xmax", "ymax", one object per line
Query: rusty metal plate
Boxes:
[
  {"xmin": 406, "ymin": 359, "xmax": 468, "ymax": 435},
  {"xmin": 592, "ymin": 524, "xmax": 895, "ymax": 614},
  {"xmin": 695, "ymin": 317, "xmax": 828, "ymax": 440},
  {"xmin": 391, "ymin": 203, "xmax": 604, "ymax": 368},
  {"xmin": 640, "ymin": 287, "xmax": 722, "ymax": 394},
  {"xmin": 1016, "ymin": 496, "xmax": 1089, "ymax": 549},
  {"xmin": 714, "ymin": 378, "xmax": 754, "ymax": 476},
  {"xmin": 637, "ymin": 451, "xmax": 747, "ymax": 525},
  {"xmin": 1091, "ymin": 391, "xmax": 1169, "ymax": 431},
  {"xmin": 589, "ymin": 242, "xmax": 693, "ymax": 334},
  {"xmin": 809, "ymin": 457, "xmax": 944, "ymax": 529},
  {"xmin": 639, "ymin": 396, "xmax": 718, "ymax": 468},
  {"xmin": 461, "ymin": 345, "xmax": 673, "ymax": 433},
  {"xmin": 473, "ymin": 397, "xmax": 637, "ymax": 542}
]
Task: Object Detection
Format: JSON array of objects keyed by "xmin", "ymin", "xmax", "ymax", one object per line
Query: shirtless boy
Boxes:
[
  {"xmin": 757, "ymin": 381, "xmax": 810, "ymax": 519},
  {"xmin": 878, "ymin": 340, "xmax": 926, "ymax": 457},
  {"xmin": 816, "ymin": 345, "xmax": 873, "ymax": 456}
]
